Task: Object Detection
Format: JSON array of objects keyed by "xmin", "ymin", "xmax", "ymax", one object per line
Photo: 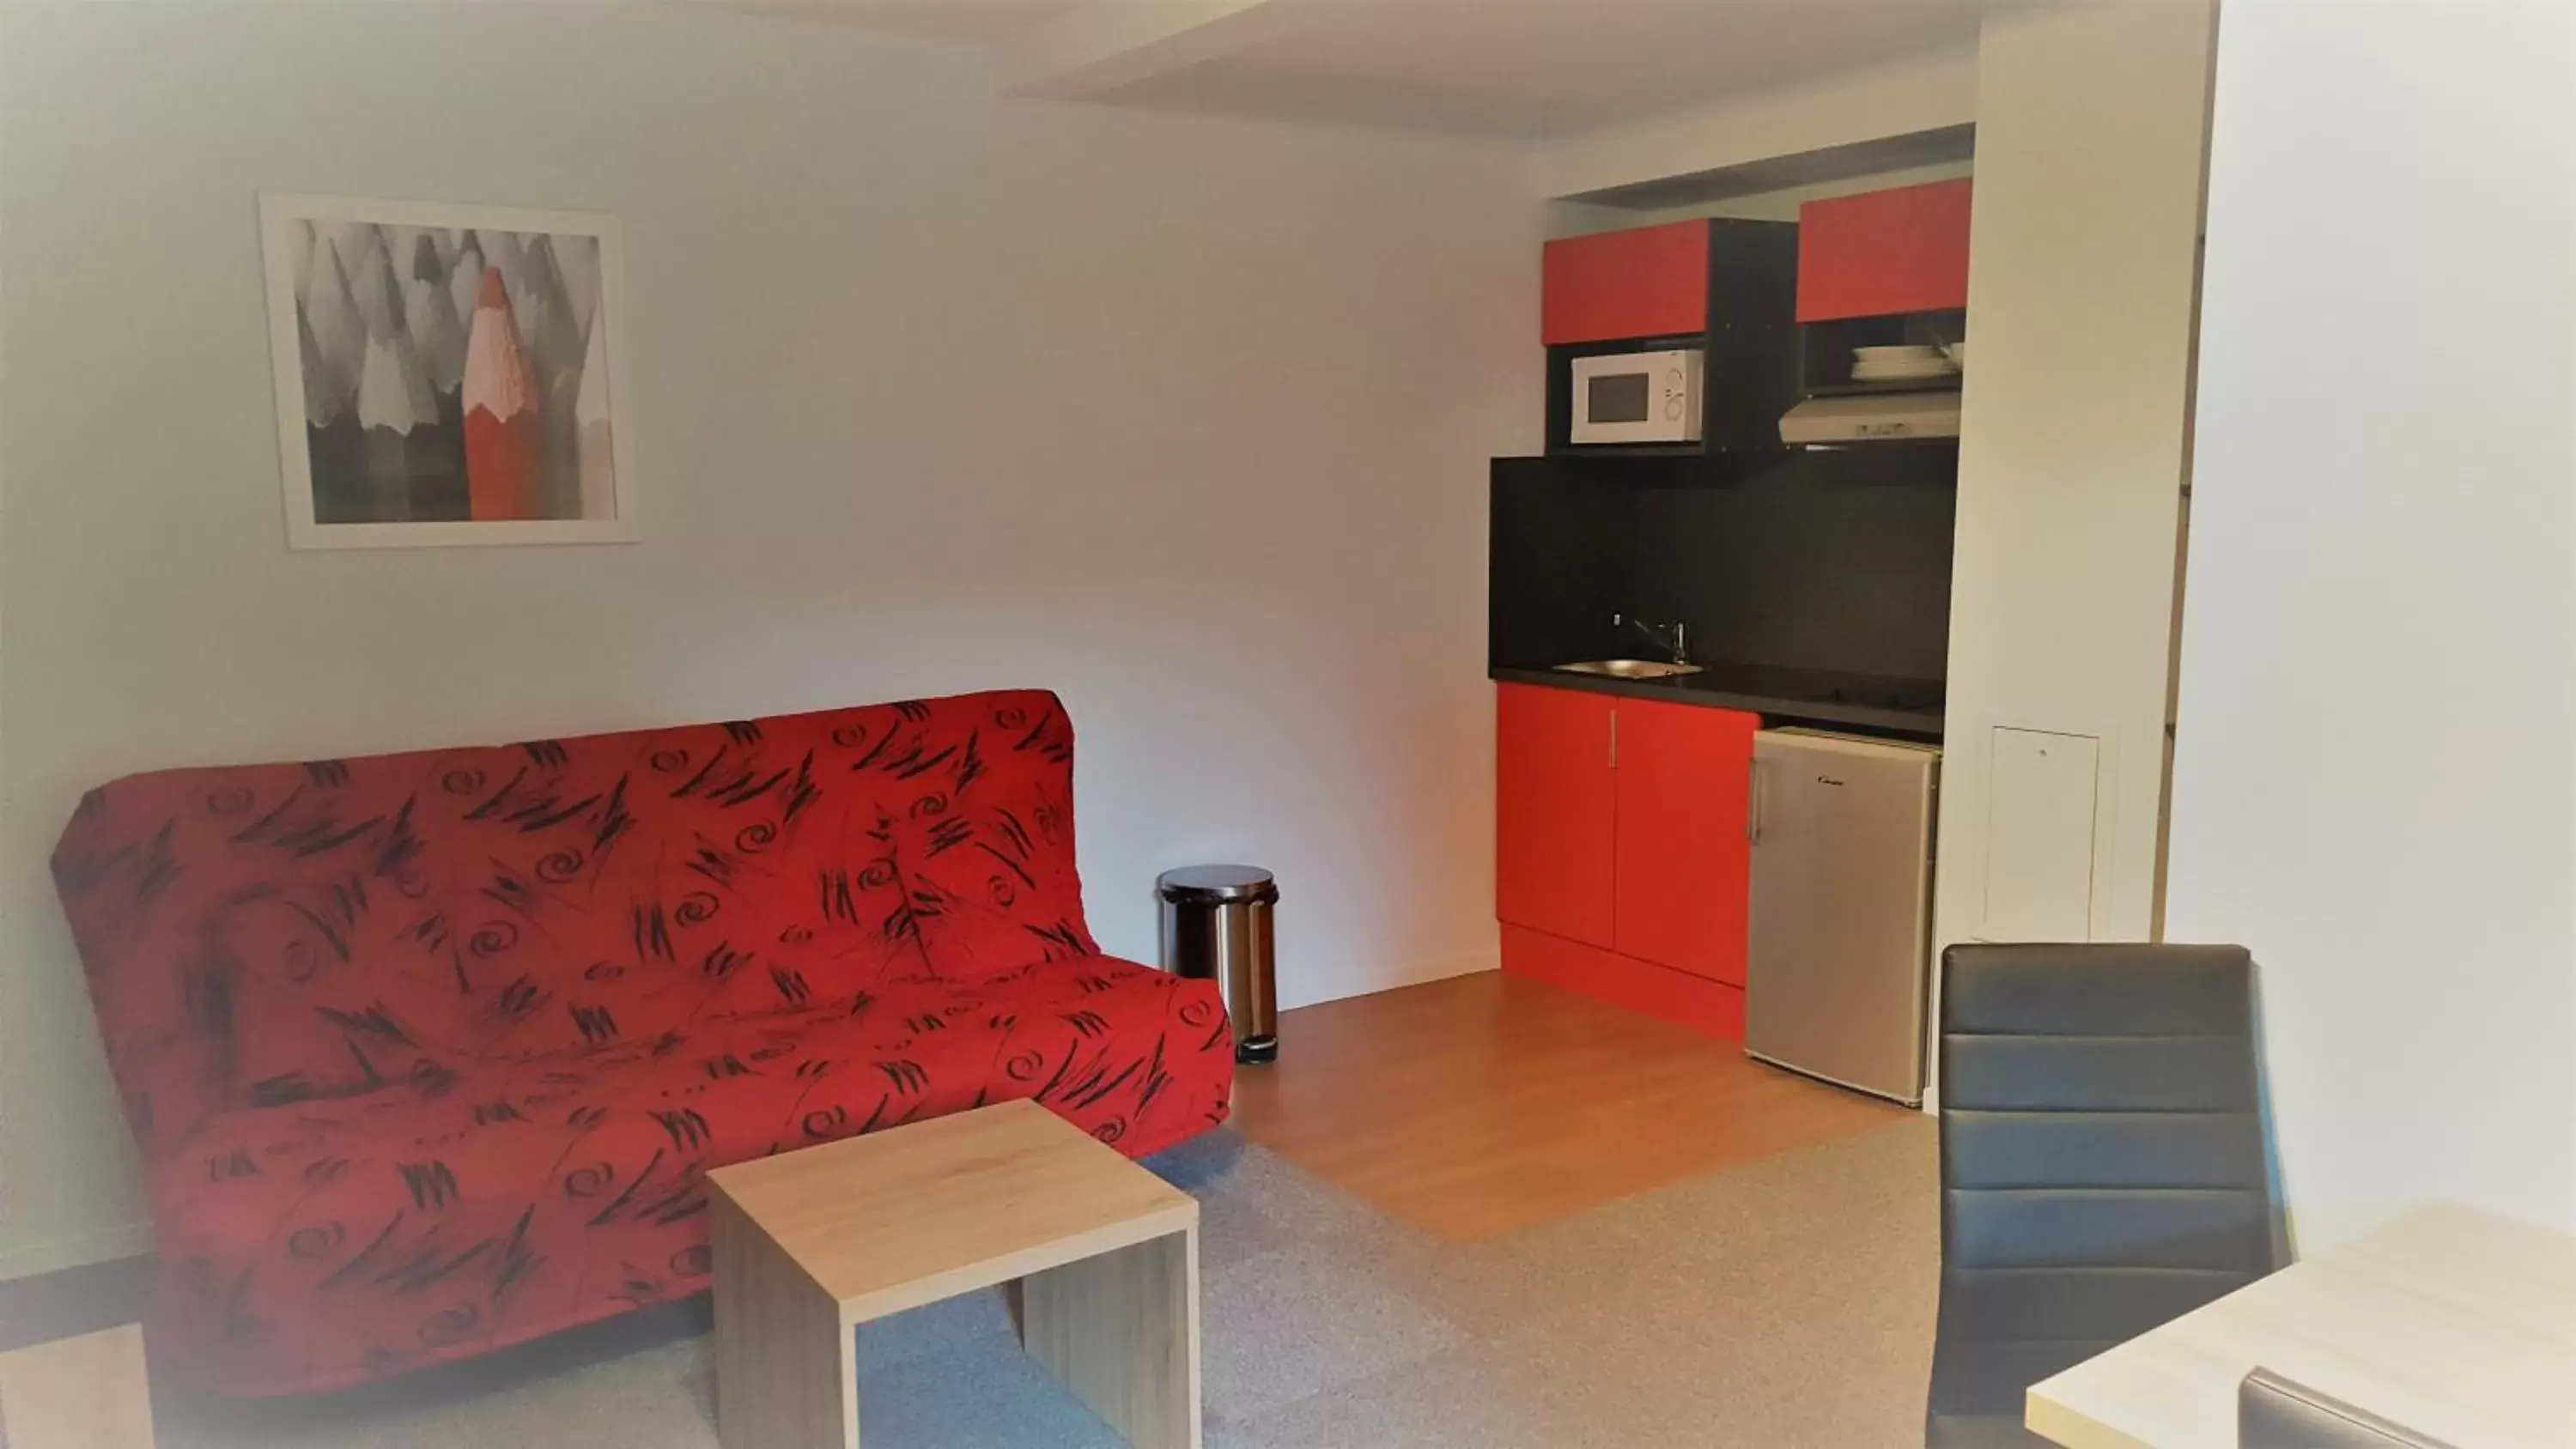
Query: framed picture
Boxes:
[{"xmin": 258, "ymin": 193, "xmax": 639, "ymax": 549}]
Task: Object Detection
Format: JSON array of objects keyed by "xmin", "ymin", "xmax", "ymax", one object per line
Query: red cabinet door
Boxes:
[
  {"xmin": 1611, "ymin": 698, "xmax": 1758, "ymax": 985},
  {"xmin": 1795, "ymin": 178, "xmax": 1974, "ymax": 323},
  {"xmin": 1495, "ymin": 683, "xmax": 1617, "ymax": 949},
  {"xmin": 1541, "ymin": 221, "xmax": 1710, "ymax": 345}
]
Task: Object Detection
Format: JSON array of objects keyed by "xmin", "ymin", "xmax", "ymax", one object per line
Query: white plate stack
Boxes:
[{"xmin": 1850, "ymin": 344, "xmax": 1961, "ymax": 383}]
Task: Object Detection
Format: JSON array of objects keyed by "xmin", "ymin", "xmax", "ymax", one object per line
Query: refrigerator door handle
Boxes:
[{"xmin": 1746, "ymin": 757, "xmax": 1764, "ymax": 845}]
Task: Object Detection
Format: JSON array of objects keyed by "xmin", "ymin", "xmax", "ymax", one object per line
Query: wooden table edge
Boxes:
[
  {"xmin": 2026, "ymin": 1382, "xmax": 2155, "ymax": 1449},
  {"xmin": 833, "ymin": 1202, "xmax": 1200, "ymax": 1324},
  {"xmin": 699, "ymin": 1106, "xmax": 1202, "ymax": 1322}
]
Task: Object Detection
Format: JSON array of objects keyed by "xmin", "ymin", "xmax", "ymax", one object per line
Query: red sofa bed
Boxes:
[{"xmin": 49, "ymin": 688, "xmax": 1233, "ymax": 1396}]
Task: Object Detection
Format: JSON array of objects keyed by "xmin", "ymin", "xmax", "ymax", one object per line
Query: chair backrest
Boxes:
[
  {"xmin": 52, "ymin": 688, "xmax": 1096, "ymax": 1156},
  {"xmin": 2241, "ymin": 1369, "xmax": 2456, "ymax": 1449},
  {"xmin": 1929, "ymin": 943, "xmax": 2281, "ymax": 1428}
]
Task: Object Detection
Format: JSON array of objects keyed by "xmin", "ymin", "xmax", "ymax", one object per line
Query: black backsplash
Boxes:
[
  {"xmin": 1490, "ymin": 456, "xmax": 1636, "ymax": 669},
  {"xmin": 1490, "ymin": 447, "xmax": 1957, "ymax": 682}
]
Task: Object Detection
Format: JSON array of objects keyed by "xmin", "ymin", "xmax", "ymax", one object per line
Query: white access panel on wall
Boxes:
[{"xmin": 1982, "ymin": 726, "xmax": 2100, "ymax": 939}]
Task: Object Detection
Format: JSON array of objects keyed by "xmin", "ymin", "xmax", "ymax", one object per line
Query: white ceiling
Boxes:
[{"xmin": 775, "ymin": 0, "xmax": 2026, "ymax": 140}]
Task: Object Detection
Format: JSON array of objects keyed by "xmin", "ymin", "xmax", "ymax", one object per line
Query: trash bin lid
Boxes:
[{"xmin": 1157, "ymin": 864, "xmax": 1279, "ymax": 904}]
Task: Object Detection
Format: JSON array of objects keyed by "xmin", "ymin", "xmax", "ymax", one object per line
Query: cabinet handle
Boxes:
[
  {"xmin": 1746, "ymin": 758, "xmax": 1764, "ymax": 845},
  {"xmin": 1607, "ymin": 710, "xmax": 1618, "ymax": 769}
]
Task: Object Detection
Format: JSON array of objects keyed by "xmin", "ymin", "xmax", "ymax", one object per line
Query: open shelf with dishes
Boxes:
[
  {"xmin": 1803, "ymin": 374, "xmax": 1965, "ymax": 398},
  {"xmin": 1795, "ymin": 310, "xmax": 1967, "ymax": 397},
  {"xmin": 1781, "ymin": 308, "xmax": 1967, "ymax": 447}
]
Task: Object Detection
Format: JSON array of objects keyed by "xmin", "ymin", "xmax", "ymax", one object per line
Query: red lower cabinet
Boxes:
[
  {"xmin": 1612, "ymin": 696, "xmax": 1756, "ymax": 985},
  {"xmin": 1495, "ymin": 682, "xmax": 1616, "ymax": 949},
  {"xmin": 1499, "ymin": 924, "xmax": 1747, "ymax": 1040},
  {"xmin": 1494, "ymin": 683, "xmax": 1759, "ymax": 1039}
]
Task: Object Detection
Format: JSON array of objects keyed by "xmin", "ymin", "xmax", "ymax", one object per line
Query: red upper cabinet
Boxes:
[
  {"xmin": 1795, "ymin": 178, "xmax": 1974, "ymax": 323},
  {"xmin": 1611, "ymin": 697, "xmax": 1759, "ymax": 985},
  {"xmin": 1542, "ymin": 221, "xmax": 1710, "ymax": 345},
  {"xmin": 1495, "ymin": 682, "xmax": 1617, "ymax": 949}
]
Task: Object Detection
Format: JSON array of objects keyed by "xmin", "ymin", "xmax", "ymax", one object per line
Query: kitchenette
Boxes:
[{"xmin": 1492, "ymin": 178, "xmax": 1968, "ymax": 1107}]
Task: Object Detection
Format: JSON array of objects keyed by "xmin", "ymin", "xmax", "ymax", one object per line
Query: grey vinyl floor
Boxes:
[{"xmin": 156, "ymin": 1116, "xmax": 1940, "ymax": 1449}]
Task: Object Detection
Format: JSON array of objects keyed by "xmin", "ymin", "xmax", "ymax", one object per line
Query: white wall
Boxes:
[
  {"xmin": 0, "ymin": 2, "xmax": 1538, "ymax": 1276},
  {"xmin": 1928, "ymin": 2, "xmax": 2213, "ymax": 1014},
  {"xmin": 2166, "ymin": 0, "xmax": 2576, "ymax": 1248}
]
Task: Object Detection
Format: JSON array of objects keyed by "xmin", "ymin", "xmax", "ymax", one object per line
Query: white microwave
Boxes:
[{"xmin": 1570, "ymin": 349, "xmax": 1703, "ymax": 446}]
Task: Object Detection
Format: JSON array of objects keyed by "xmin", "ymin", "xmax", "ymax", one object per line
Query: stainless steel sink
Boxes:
[{"xmin": 1552, "ymin": 658, "xmax": 1705, "ymax": 681}]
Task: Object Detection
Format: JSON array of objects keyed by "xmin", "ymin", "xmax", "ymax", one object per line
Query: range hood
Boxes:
[{"xmin": 1778, "ymin": 390, "xmax": 1961, "ymax": 446}]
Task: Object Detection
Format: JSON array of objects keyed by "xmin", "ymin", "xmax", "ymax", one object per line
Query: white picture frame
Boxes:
[{"xmin": 258, "ymin": 192, "xmax": 641, "ymax": 549}]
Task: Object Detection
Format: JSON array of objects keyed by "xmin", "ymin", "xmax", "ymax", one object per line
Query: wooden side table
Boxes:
[
  {"xmin": 706, "ymin": 1100, "xmax": 1200, "ymax": 1449},
  {"xmin": 0, "ymin": 1323, "xmax": 155, "ymax": 1449}
]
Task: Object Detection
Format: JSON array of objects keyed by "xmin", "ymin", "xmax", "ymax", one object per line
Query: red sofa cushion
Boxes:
[
  {"xmin": 51, "ymin": 688, "xmax": 1232, "ymax": 1395},
  {"xmin": 143, "ymin": 955, "xmax": 1222, "ymax": 1396}
]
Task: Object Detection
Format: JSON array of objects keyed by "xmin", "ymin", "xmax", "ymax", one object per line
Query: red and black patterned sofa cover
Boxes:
[{"xmin": 49, "ymin": 688, "xmax": 1232, "ymax": 1396}]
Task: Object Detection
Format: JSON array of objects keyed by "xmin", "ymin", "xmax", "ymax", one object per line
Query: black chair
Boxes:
[
  {"xmin": 1926, "ymin": 943, "xmax": 2284, "ymax": 1448},
  {"xmin": 2240, "ymin": 1369, "xmax": 2456, "ymax": 1449}
]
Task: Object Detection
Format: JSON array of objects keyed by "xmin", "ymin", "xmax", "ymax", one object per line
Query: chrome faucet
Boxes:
[{"xmin": 1615, "ymin": 613, "xmax": 1690, "ymax": 665}]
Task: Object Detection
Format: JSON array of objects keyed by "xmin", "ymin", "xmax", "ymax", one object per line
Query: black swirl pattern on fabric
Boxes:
[
  {"xmin": 287, "ymin": 1222, "xmax": 344, "ymax": 1260},
  {"xmin": 417, "ymin": 1304, "xmax": 480, "ymax": 1348},
  {"xmin": 562, "ymin": 1164, "xmax": 617, "ymax": 1198}
]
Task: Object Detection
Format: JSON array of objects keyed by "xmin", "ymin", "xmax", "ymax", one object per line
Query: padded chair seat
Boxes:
[
  {"xmin": 1924, "ymin": 1411, "xmax": 2050, "ymax": 1449},
  {"xmin": 1926, "ymin": 944, "xmax": 2281, "ymax": 1449},
  {"xmin": 1924, "ymin": 1333, "xmax": 2113, "ymax": 1447},
  {"xmin": 144, "ymin": 952, "xmax": 1224, "ymax": 1396},
  {"xmin": 1928, "ymin": 1337, "xmax": 2106, "ymax": 1420}
]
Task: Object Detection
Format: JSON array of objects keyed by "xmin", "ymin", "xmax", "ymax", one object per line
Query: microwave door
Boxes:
[
  {"xmin": 1569, "ymin": 349, "xmax": 1702, "ymax": 446},
  {"xmin": 1588, "ymin": 372, "xmax": 1651, "ymax": 428}
]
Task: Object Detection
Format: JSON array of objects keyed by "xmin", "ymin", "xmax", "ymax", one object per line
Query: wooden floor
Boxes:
[{"xmin": 1230, "ymin": 968, "xmax": 1910, "ymax": 1242}]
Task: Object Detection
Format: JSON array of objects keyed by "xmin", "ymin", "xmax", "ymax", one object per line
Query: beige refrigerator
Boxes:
[{"xmin": 1743, "ymin": 727, "xmax": 1941, "ymax": 1106}]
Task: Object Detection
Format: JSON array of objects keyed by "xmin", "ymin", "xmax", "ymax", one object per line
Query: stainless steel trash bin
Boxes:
[{"xmin": 1157, "ymin": 865, "xmax": 1279, "ymax": 1064}]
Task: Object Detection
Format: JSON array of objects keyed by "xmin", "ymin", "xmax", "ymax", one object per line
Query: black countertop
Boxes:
[{"xmin": 1491, "ymin": 660, "xmax": 1945, "ymax": 738}]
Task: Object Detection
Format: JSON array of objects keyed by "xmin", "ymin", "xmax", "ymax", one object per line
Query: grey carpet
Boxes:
[{"xmin": 155, "ymin": 1116, "xmax": 1938, "ymax": 1448}]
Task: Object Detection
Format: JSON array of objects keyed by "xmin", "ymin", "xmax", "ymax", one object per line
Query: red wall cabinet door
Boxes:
[
  {"xmin": 1541, "ymin": 221, "xmax": 1710, "ymax": 345},
  {"xmin": 1496, "ymin": 683, "xmax": 1617, "ymax": 949},
  {"xmin": 1795, "ymin": 178, "xmax": 1974, "ymax": 323},
  {"xmin": 1610, "ymin": 697, "xmax": 1759, "ymax": 985}
]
